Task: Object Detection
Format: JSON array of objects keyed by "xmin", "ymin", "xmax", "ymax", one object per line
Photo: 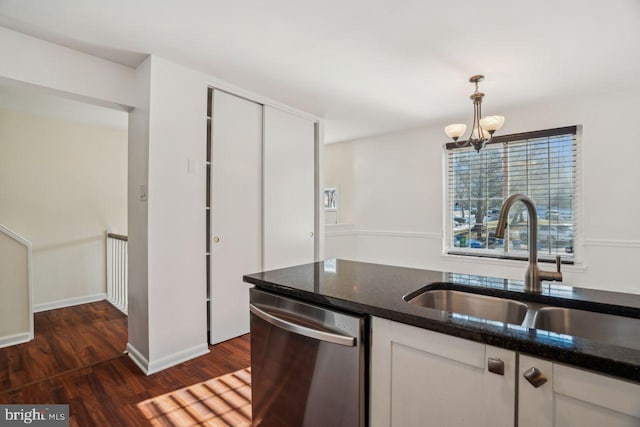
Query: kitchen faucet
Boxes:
[{"xmin": 495, "ymin": 194, "xmax": 563, "ymax": 293}]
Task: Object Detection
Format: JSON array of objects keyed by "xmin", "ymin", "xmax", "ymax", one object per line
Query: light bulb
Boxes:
[
  {"xmin": 444, "ymin": 124, "xmax": 467, "ymax": 141},
  {"xmin": 471, "ymin": 126, "xmax": 491, "ymax": 140}
]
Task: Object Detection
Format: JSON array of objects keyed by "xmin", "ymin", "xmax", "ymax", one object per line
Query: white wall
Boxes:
[
  {"xmin": 325, "ymin": 90, "xmax": 640, "ymax": 294},
  {"xmin": 0, "ymin": 108, "xmax": 128, "ymax": 307},
  {"xmin": 127, "ymin": 55, "xmax": 215, "ymax": 374},
  {"xmin": 127, "ymin": 56, "xmax": 151, "ymax": 362},
  {"xmin": 146, "ymin": 56, "xmax": 209, "ymax": 369},
  {"xmin": 325, "ymin": 224, "xmax": 357, "ymax": 260},
  {"xmin": 324, "ymin": 141, "xmax": 355, "ymax": 224},
  {"xmin": 126, "ymin": 55, "xmax": 323, "ymax": 374},
  {"xmin": 0, "ymin": 26, "xmax": 135, "ymax": 110}
]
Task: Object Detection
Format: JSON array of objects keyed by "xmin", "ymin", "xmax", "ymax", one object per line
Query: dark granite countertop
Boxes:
[{"xmin": 243, "ymin": 259, "xmax": 640, "ymax": 383}]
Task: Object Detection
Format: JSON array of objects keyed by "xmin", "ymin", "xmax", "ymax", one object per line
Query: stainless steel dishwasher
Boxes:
[{"xmin": 250, "ymin": 288, "xmax": 366, "ymax": 427}]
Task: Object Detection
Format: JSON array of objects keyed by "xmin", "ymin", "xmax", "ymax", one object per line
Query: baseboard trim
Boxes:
[
  {"xmin": 127, "ymin": 342, "xmax": 210, "ymax": 376},
  {"xmin": 127, "ymin": 342, "xmax": 150, "ymax": 374},
  {"xmin": 0, "ymin": 332, "xmax": 33, "ymax": 349},
  {"xmin": 33, "ymin": 293, "xmax": 107, "ymax": 313}
]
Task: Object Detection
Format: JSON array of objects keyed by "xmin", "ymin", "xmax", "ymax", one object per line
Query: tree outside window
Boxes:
[{"xmin": 448, "ymin": 128, "xmax": 577, "ymax": 260}]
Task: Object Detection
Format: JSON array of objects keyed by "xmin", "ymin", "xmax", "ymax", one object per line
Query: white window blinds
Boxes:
[{"xmin": 447, "ymin": 126, "xmax": 578, "ymax": 262}]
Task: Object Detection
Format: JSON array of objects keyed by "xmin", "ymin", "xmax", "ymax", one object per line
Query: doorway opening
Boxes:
[{"xmin": 0, "ymin": 82, "xmax": 129, "ymax": 392}]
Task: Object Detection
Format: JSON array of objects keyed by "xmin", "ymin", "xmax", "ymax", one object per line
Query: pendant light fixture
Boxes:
[{"xmin": 444, "ymin": 75, "xmax": 504, "ymax": 152}]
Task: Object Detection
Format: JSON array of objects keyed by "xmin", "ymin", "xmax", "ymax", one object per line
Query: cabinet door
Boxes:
[
  {"xmin": 519, "ymin": 355, "xmax": 640, "ymax": 427},
  {"xmin": 263, "ymin": 106, "xmax": 315, "ymax": 270},
  {"xmin": 371, "ymin": 317, "xmax": 515, "ymax": 427},
  {"xmin": 209, "ymin": 90, "xmax": 262, "ymax": 344}
]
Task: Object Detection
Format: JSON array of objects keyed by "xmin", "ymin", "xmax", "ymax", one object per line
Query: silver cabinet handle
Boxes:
[
  {"xmin": 250, "ymin": 304, "xmax": 356, "ymax": 347},
  {"xmin": 488, "ymin": 357, "xmax": 505, "ymax": 375},
  {"xmin": 523, "ymin": 367, "xmax": 548, "ymax": 388}
]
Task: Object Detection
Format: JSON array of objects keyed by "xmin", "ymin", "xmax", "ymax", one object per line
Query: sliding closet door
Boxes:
[
  {"xmin": 263, "ymin": 106, "xmax": 315, "ymax": 270},
  {"xmin": 210, "ymin": 90, "xmax": 262, "ymax": 344}
]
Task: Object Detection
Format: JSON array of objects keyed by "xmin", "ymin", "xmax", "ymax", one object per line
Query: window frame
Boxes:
[{"xmin": 442, "ymin": 125, "xmax": 581, "ymax": 265}]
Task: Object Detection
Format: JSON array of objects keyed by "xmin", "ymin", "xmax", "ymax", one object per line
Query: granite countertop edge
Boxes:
[{"xmin": 243, "ymin": 260, "xmax": 640, "ymax": 383}]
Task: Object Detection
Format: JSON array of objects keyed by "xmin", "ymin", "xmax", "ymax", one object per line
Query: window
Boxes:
[{"xmin": 446, "ymin": 126, "xmax": 578, "ymax": 262}]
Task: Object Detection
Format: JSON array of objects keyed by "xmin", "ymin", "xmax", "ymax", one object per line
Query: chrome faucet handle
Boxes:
[{"xmin": 540, "ymin": 255, "xmax": 563, "ymax": 283}]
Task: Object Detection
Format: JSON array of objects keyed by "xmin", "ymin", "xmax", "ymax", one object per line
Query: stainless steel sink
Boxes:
[
  {"xmin": 532, "ymin": 306, "xmax": 640, "ymax": 350},
  {"xmin": 404, "ymin": 289, "xmax": 529, "ymax": 325},
  {"xmin": 404, "ymin": 286, "xmax": 640, "ymax": 350}
]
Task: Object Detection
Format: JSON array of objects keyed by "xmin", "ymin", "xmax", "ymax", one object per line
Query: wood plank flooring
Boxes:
[
  {"xmin": 0, "ymin": 300, "xmax": 128, "ymax": 392},
  {"xmin": 137, "ymin": 367, "xmax": 251, "ymax": 426},
  {"xmin": 0, "ymin": 335, "xmax": 251, "ymax": 426},
  {"xmin": 0, "ymin": 301, "xmax": 251, "ymax": 426}
]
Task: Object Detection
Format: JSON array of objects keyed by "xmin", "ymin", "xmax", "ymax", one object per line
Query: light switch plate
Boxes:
[
  {"xmin": 139, "ymin": 184, "xmax": 148, "ymax": 202},
  {"xmin": 188, "ymin": 159, "xmax": 197, "ymax": 174}
]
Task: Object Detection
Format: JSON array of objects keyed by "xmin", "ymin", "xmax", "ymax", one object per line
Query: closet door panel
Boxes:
[
  {"xmin": 210, "ymin": 90, "xmax": 262, "ymax": 344},
  {"xmin": 263, "ymin": 106, "xmax": 315, "ymax": 270}
]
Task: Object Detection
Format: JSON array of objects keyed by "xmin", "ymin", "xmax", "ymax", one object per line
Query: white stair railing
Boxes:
[{"xmin": 106, "ymin": 232, "xmax": 128, "ymax": 315}]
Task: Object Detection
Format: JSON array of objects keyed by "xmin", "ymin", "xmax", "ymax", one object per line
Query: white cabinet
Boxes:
[
  {"xmin": 370, "ymin": 317, "xmax": 516, "ymax": 427},
  {"xmin": 263, "ymin": 106, "xmax": 316, "ymax": 270},
  {"xmin": 208, "ymin": 90, "xmax": 263, "ymax": 344},
  {"xmin": 372, "ymin": 318, "xmax": 640, "ymax": 427},
  {"xmin": 519, "ymin": 354, "xmax": 640, "ymax": 427}
]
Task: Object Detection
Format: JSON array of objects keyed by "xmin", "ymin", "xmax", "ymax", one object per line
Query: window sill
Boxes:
[{"xmin": 440, "ymin": 252, "xmax": 588, "ymax": 273}]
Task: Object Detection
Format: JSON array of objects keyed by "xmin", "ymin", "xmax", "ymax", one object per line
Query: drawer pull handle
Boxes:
[
  {"xmin": 523, "ymin": 367, "xmax": 547, "ymax": 388},
  {"xmin": 488, "ymin": 357, "xmax": 504, "ymax": 375}
]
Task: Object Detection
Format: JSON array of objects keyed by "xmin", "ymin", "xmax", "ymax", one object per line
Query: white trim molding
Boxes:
[
  {"xmin": 127, "ymin": 342, "xmax": 210, "ymax": 375},
  {"xmin": 325, "ymin": 226, "xmax": 442, "ymax": 240},
  {"xmin": 325, "ymin": 223, "xmax": 357, "ymax": 237},
  {"xmin": 584, "ymin": 238, "xmax": 640, "ymax": 249},
  {"xmin": 439, "ymin": 253, "xmax": 588, "ymax": 273},
  {"xmin": 0, "ymin": 332, "xmax": 32, "ymax": 349},
  {"xmin": 33, "ymin": 292, "xmax": 106, "ymax": 313},
  {"xmin": 356, "ymin": 229, "xmax": 442, "ymax": 240}
]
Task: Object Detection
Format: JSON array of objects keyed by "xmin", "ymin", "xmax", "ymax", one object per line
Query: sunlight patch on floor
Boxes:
[{"xmin": 137, "ymin": 367, "xmax": 251, "ymax": 426}]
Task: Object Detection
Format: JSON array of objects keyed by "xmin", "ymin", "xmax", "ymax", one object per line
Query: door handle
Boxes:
[{"xmin": 250, "ymin": 304, "xmax": 356, "ymax": 347}]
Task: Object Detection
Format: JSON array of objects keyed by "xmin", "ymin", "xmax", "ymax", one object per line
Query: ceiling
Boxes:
[{"xmin": 1, "ymin": 0, "xmax": 639, "ymax": 143}]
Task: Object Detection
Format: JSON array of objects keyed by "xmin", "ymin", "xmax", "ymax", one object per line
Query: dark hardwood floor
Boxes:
[
  {"xmin": 0, "ymin": 335, "xmax": 251, "ymax": 426},
  {"xmin": 0, "ymin": 300, "xmax": 128, "ymax": 392},
  {"xmin": 0, "ymin": 300, "xmax": 252, "ymax": 426}
]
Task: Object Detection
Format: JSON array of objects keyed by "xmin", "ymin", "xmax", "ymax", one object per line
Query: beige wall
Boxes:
[
  {"xmin": 0, "ymin": 108, "xmax": 127, "ymax": 307},
  {"xmin": 324, "ymin": 141, "xmax": 355, "ymax": 224}
]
